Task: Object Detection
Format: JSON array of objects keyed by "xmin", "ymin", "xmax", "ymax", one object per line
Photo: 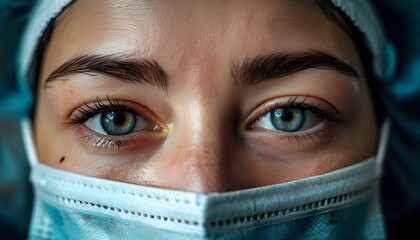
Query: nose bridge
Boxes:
[
  {"xmin": 172, "ymin": 102, "xmax": 229, "ymax": 193},
  {"xmin": 152, "ymin": 45, "xmax": 234, "ymax": 193}
]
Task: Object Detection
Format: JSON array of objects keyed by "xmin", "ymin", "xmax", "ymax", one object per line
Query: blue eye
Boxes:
[
  {"xmin": 270, "ymin": 108, "xmax": 304, "ymax": 132},
  {"xmin": 101, "ymin": 110, "xmax": 136, "ymax": 135},
  {"xmin": 84, "ymin": 110, "xmax": 151, "ymax": 135},
  {"xmin": 254, "ymin": 107, "xmax": 322, "ymax": 132}
]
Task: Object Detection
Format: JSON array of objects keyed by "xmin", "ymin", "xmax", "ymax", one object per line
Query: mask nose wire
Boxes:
[{"xmin": 21, "ymin": 118, "xmax": 38, "ymax": 168}]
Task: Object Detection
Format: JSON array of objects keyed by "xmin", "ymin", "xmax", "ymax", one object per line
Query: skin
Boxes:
[{"xmin": 34, "ymin": 0, "xmax": 378, "ymax": 193}]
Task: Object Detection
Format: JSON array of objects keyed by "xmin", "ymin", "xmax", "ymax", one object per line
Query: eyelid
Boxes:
[
  {"xmin": 77, "ymin": 128, "xmax": 166, "ymax": 153},
  {"xmin": 243, "ymin": 96, "xmax": 340, "ymax": 130},
  {"xmin": 68, "ymin": 97, "xmax": 167, "ymax": 152},
  {"xmin": 84, "ymin": 111, "xmax": 156, "ymax": 135},
  {"xmin": 70, "ymin": 96, "xmax": 166, "ymax": 131}
]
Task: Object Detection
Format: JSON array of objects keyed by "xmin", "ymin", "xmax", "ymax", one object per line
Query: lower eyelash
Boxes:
[
  {"xmin": 81, "ymin": 134, "xmax": 137, "ymax": 151},
  {"xmin": 279, "ymin": 128, "xmax": 331, "ymax": 149}
]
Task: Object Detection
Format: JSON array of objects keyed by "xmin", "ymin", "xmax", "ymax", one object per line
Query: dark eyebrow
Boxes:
[
  {"xmin": 232, "ymin": 51, "xmax": 359, "ymax": 88},
  {"xmin": 44, "ymin": 54, "xmax": 168, "ymax": 92}
]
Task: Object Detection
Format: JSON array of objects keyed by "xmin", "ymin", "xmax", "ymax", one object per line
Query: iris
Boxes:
[
  {"xmin": 270, "ymin": 108, "xmax": 305, "ymax": 132},
  {"xmin": 101, "ymin": 110, "xmax": 136, "ymax": 135}
]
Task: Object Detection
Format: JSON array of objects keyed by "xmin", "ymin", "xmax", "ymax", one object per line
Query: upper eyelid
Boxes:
[
  {"xmin": 243, "ymin": 96, "xmax": 339, "ymax": 128},
  {"xmin": 72, "ymin": 98, "xmax": 129, "ymax": 123},
  {"xmin": 70, "ymin": 97, "xmax": 167, "ymax": 131}
]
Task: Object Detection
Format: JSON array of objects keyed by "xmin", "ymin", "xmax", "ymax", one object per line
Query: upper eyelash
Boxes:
[
  {"xmin": 69, "ymin": 96, "xmax": 153, "ymax": 151},
  {"xmin": 71, "ymin": 95, "xmax": 129, "ymax": 124},
  {"xmin": 255, "ymin": 96, "xmax": 340, "ymax": 123}
]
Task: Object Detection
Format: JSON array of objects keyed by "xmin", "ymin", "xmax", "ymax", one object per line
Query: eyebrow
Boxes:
[
  {"xmin": 232, "ymin": 51, "xmax": 359, "ymax": 88},
  {"xmin": 44, "ymin": 54, "xmax": 168, "ymax": 92}
]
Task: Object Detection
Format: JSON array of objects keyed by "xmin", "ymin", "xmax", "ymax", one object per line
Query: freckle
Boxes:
[{"xmin": 60, "ymin": 156, "xmax": 65, "ymax": 163}]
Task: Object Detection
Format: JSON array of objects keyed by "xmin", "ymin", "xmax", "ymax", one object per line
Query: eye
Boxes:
[
  {"xmin": 84, "ymin": 109, "xmax": 152, "ymax": 135},
  {"xmin": 253, "ymin": 107, "xmax": 323, "ymax": 132}
]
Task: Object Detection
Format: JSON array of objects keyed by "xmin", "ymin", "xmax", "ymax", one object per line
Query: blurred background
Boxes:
[{"xmin": 0, "ymin": 1, "xmax": 35, "ymax": 239}]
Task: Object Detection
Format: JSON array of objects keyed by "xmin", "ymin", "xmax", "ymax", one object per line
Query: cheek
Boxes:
[
  {"xmin": 225, "ymin": 138, "xmax": 360, "ymax": 189},
  {"xmin": 34, "ymin": 93, "xmax": 105, "ymax": 173},
  {"xmin": 34, "ymin": 96, "xmax": 58, "ymax": 165}
]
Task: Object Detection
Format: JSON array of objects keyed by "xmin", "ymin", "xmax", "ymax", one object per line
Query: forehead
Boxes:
[{"xmin": 42, "ymin": 0, "xmax": 359, "ymax": 82}]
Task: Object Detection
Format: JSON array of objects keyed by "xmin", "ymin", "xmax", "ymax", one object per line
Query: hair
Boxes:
[{"xmin": 30, "ymin": 0, "xmax": 384, "ymax": 123}]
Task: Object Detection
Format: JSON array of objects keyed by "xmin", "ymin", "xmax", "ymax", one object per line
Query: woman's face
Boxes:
[{"xmin": 34, "ymin": 0, "xmax": 378, "ymax": 193}]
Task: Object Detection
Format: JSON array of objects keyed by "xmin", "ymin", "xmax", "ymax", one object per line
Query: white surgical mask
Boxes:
[{"xmin": 22, "ymin": 118, "xmax": 390, "ymax": 240}]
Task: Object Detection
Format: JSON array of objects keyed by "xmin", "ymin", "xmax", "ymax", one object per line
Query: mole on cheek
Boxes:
[{"xmin": 60, "ymin": 156, "xmax": 65, "ymax": 163}]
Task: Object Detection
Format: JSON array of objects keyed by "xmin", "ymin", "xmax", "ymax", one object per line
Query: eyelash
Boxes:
[
  {"xmin": 70, "ymin": 96, "xmax": 339, "ymax": 150},
  {"xmin": 252, "ymin": 96, "xmax": 339, "ymax": 124},
  {"xmin": 247, "ymin": 96, "xmax": 340, "ymax": 147},
  {"xmin": 71, "ymin": 96, "xmax": 130, "ymax": 125},
  {"xmin": 70, "ymin": 96, "xmax": 148, "ymax": 150}
]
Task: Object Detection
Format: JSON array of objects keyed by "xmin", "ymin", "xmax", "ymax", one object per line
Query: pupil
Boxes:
[
  {"xmin": 274, "ymin": 109, "xmax": 294, "ymax": 122},
  {"xmin": 280, "ymin": 110, "xmax": 293, "ymax": 122},
  {"xmin": 106, "ymin": 111, "xmax": 126, "ymax": 125}
]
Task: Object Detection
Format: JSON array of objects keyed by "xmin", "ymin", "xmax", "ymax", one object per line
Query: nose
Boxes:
[{"xmin": 149, "ymin": 104, "xmax": 233, "ymax": 193}]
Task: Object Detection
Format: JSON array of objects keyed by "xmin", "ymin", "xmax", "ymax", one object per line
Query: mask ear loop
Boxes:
[
  {"xmin": 21, "ymin": 118, "xmax": 38, "ymax": 168},
  {"xmin": 376, "ymin": 115, "xmax": 391, "ymax": 172}
]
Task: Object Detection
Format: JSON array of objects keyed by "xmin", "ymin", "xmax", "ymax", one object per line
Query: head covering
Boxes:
[
  {"xmin": 1, "ymin": 0, "xmax": 419, "ymax": 235},
  {"xmin": 17, "ymin": 0, "xmax": 73, "ymax": 96}
]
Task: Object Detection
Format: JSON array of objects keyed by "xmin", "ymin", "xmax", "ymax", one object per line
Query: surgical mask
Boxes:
[{"xmin": 22, "ymin": 118, "xmax": 390, "ymax": 240}]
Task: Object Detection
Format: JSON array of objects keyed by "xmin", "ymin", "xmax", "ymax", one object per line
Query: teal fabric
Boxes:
[{"xmin": 0, "ymin": 0, "xmax": 34, "ymax": 235}]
